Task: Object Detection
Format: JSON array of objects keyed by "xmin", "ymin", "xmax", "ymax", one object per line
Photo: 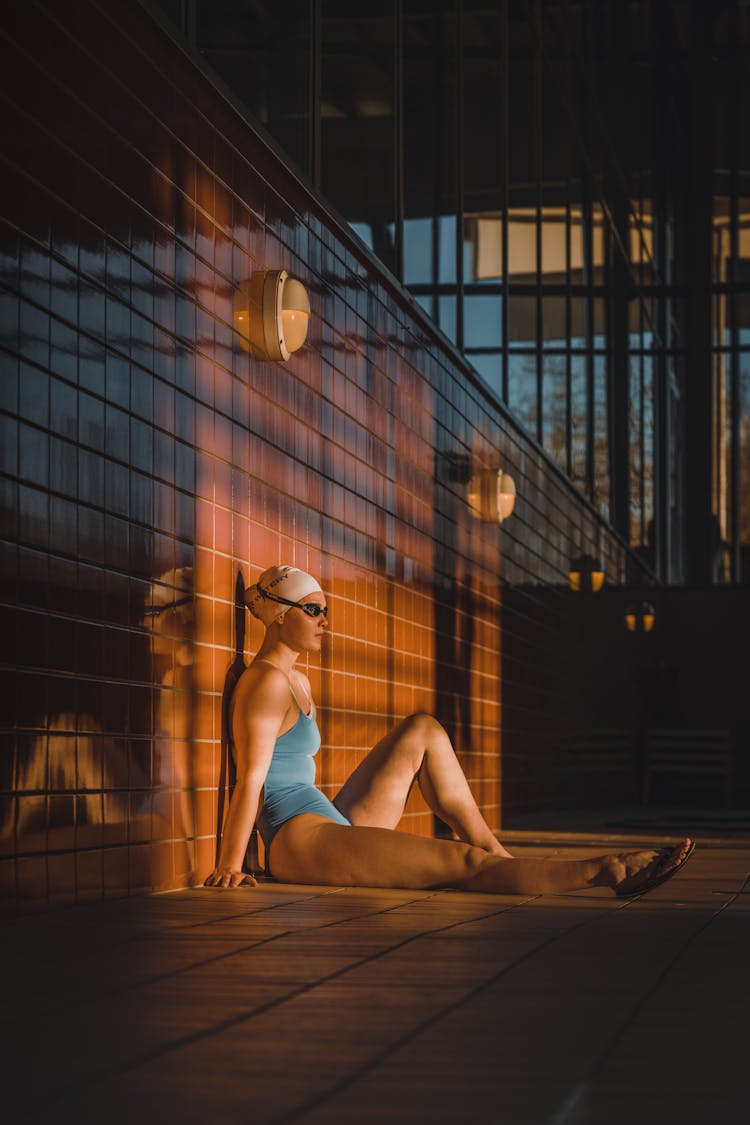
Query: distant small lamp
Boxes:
[
  {"xmin": 625, "ymin": 601, "xmax": 656, "ymax": 633},
  {"xmin": 233, "ymin": 270, "xmax": 310, "ymax": 361},
  {"xmin": 467, "ymin": 470, "xmax": 517, "ymax": 523},
  {"xmin": 568, "ymin": 554, "xmax": 605, "ymax": 593}
]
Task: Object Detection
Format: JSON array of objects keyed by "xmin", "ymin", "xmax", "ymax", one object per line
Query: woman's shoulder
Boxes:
[
  {"xmin": 290, "ymin": 666, "xmax": 312, "ymax": 692},
  {"xmin": 233, "ymin": 661, "xmax": 291, "ymax": 708}
]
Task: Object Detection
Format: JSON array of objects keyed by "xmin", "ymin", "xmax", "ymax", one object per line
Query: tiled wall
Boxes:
[{"xmin": 0, "ymin": 0, "xmax": 642, "ymax": 912}]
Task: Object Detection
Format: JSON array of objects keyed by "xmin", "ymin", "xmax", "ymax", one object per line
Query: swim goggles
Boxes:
[{"xmin": 258, "ymin": 586, "xmax": 329, "ymax": 618}]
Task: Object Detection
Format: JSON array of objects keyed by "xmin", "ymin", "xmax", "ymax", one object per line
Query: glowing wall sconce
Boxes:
[
  {"xmin": 568, "ymin": 554, "xmax": 604, "ymax": 593},
  {"xmin": 625, "ymin": 601, "xmax": 655, "ymax": 632},
  {"xmin": 233, "ymin": 270, "xmax": 310, "ymax": 361},
  {"xmin": 467, "ymin": 469, "xmax": 517, "ymax": 523}
]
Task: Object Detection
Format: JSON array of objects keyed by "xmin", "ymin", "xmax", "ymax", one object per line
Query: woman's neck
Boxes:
[{"xmin": 253, "ymin": 641, "xmax": 299, "ymax": 675}]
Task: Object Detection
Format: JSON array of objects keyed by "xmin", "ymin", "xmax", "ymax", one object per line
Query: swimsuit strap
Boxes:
[{"xmin": 253, "ymin": 658, "xmax": 314, "ymax": 718}]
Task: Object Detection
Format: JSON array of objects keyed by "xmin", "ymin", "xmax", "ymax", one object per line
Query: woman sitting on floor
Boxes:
[{"xmin": 205, "ymin": 566, "xmax": 694, "ymax": 897}]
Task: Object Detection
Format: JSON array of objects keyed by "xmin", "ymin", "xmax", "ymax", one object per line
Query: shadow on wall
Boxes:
[
  {"xmin": 145, "ymin": 566, "xmax": 196, "ymax": 882},
  {"xmin": 434, "ymin": 575, "xmax": 475, "ymax": 757},
  {"xmin": 432, "ymin": 446, "xmax": 504, "ymax": 836},
  {"xmin": 2, "ymin": 566, "xmax": 197, "ymax": 894},
  {"xmin": 214, "ymin": 571, "xmax": 261, "ymax": 877}
]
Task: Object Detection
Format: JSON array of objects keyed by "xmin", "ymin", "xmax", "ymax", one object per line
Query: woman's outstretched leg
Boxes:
[
  {"xmin": 269, "ymin": 814, "xmax": 693, "ymax": 898},
  {"xmin": 334, "ymin": 712, "xmax": 511, "ymax": 856}
]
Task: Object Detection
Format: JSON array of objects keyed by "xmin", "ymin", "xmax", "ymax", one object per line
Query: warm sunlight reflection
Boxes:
[
  {"xmin": 467, "ymin": 206, "xmax": 607, "ymax": 282},
  {"xmin": 145, "ymin": 565, "xmax": 196, "ymax": 889}
]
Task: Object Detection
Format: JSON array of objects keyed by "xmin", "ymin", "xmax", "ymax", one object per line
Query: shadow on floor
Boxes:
[{"xmin": 3, "ymin": 825, "xmax": 749, "ymax": 1124}]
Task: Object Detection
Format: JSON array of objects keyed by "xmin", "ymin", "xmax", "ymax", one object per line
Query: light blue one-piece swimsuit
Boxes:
[{"xmin": 257, "ymin": 695, "xmax": 350, "ymax": 859}]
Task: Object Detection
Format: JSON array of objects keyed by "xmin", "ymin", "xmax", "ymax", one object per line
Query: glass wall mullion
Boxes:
[
  {"xmin": 582, "ymin": 168, "xmax": 596, "ymax": 503},
  {"xmin": 534, "ymin": 0, "xmax": 543, "ymax": 445},
  {"xmin": 562, "ymin": 36, "xmax": 573, "ymax": 483},
  {"xmin": 728, "ymin": 4, "xmax": 741, "ymax": 583},
  {"xmin": 456, "ymin": 0, "xmax": 464, "ymax": 351},
  {"xmin": 565, "ymin": 204, "xmax": 572, "ymax": 479},
  {"xmin": 501, "ymin": 0, "xmax": 509, "ymax": 403},
  {"xmin": 310, "ymin": 0, "xmax": 321, "ymax": 186},
  {"xmin": 640, "ymin": 348, "xmax": 646, "ymax": 549},
  {"xmin": 395, "ymin": 0, "xmax": 404, "ymax": 282}
]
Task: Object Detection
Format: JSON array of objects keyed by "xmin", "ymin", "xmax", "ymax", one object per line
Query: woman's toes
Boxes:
[{"xmin": 615, "ymin": 838, "xmax": 694, "ymax": 899}]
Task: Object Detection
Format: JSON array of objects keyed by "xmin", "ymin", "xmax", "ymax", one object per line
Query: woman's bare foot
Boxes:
[{"xmin": 602, "ymin": 838, "xmax": 695, "ymax": 898}]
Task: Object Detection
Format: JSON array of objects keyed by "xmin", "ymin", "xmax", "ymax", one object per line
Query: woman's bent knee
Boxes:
[{"xmin": 402, "ymin": 711, "xmax": 445, "ymax": 738}]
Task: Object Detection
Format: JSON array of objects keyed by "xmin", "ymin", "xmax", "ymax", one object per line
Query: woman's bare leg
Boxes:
[
  {"xmin": 334, "ymin": 712, "xmax": 511, "ymax": 856},
  {"xmin": 269, "ymin": 815, "xmax": 693, "ymax": 897}
]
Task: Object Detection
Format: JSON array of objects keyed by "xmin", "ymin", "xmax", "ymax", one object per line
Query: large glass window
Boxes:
[
  {"xmin": 642, "ymin": 353, "xmax": 655, "ymax": 555},
  {"xmin": 463, "ymin": 4, "xmax": 504, "ymax": 270},
  {"xmin": 570, "ymin": 354, "xmax": 587, "ymax": 489},
  {"xmin": 462, "ymin": 4, "xmax": 504, "ymax": 393},
  {"xmin": 541, "ymin": 353, "xmax": 568, "ymax": 472},
  {"xmin": 740, "ymin": 353, "xmax": 750, "ymax": 582},
  {"xmin": 403, "ymin": 0, "xmax": 458, "ymax": 341},
  {"xmin": 712, "ymin": 350, "xmax": 733, "ymax": 581},
  {"xmin": 629, "ymin": 352, "xmax": 644, "ymax": 549},
  {"xmin": 507, "ymin": 296, "xmax": 536, "ymax": 350},
  {"xmin": 464, "ymin": 293, "xmax": 503, "ymax": 349},
  {"xmin": 507, "ymin": 210, "xmax": 537, "ymax": 281},
  {"xmin": 592, "ymin": 354, "xmax": 610, "ymax": 520},
  {"xmin": 157, "ymin": 0, "xmax": 750, "ymax": 584},
  {"xmin": 321, "ymin": 4, "xmax": 397, "ymax": 274},
  {"xmin": 196, "ymin": 0, "xmax": 312, "ymax": 176},
  {"xmin": 508, "ymin": 352, "xmax": 537, "ymax": 435}
]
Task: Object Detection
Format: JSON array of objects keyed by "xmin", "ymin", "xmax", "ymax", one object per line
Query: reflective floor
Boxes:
[{"xmin": 4, "ymin": 813, "xmax": 748, "ymax": 1125}]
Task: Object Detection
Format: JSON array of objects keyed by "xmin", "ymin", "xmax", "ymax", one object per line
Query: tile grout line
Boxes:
[
  {"xmin": 32, "ymin": 890, "xmax": 541, "ymax": 1112},
  {"xmin": 275, "ymin": 864, "xmax": 746, "ymax": 1124},
  {"xmin": 4, "ymin": 885, "xmax": 350, "ymax": 962},
  {"xmin": 9, "ymin": 887, "xmax": 407, "ymax": 1022},
  {"xmin": 104, "ymin": 889, "xmax": 459, "ymax": 999},
  {"xmin": 277, "ymin": 902, "xmax": 619, "ymax": 1125},
  {"xmin": 20, "ymin": 886, "xmax": 486, "ymax": 1014},
  {"xmin": 543, "ymin": 867, "xmax": 750, "ymax": 1125},
  {"xmin": 21, "ymin": 885, "xmax": 539, "ymax": 1012}
]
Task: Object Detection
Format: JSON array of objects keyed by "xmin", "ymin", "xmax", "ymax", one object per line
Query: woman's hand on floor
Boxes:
[{"xmin": 204, "ymin": 867, "xmax": 258, "ymax": 889}]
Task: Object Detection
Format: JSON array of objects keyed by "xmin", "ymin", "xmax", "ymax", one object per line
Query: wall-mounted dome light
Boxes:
[
  {"xmin": 233, "ymin": 270, "xmax": 310, "ymax": 361},
  {"xmin": 467, "ymin": 469, "xmax": 516, "ymax": 523},
  {"xmin": 625, "ymin": 601, "xmax": 655, "ymax": 632},
  {"xmin": 568, "ymin": 553, "xmax": 604, "ymax": 593}
]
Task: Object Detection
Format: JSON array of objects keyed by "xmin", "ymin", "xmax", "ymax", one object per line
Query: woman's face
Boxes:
[{"xmin": 279, "ymin": 591, "xmax": 328, "ymax": 652}]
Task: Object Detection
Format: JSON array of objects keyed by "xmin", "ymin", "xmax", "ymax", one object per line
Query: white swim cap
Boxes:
[{"xmin": 244, "ymin": 565, "xmax": 323, "ymax": 626}]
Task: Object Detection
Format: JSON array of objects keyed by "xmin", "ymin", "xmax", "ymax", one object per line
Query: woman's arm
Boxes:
[{"xmin": 204, "ymin": 666, "xmax": 291, "ymax": 889}]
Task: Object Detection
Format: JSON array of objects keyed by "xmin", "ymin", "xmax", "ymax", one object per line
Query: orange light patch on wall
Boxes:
[{"xmin": 0, "ymin": 0, "xmax": 633, "ymax": 911}]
